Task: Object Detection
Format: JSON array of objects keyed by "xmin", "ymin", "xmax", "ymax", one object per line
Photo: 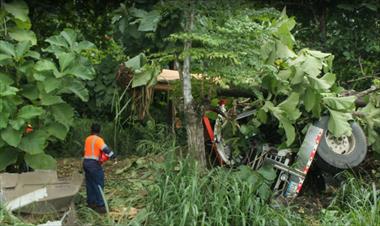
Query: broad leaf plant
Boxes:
[{"xmin": 0, "ymin": 1, "xmax": 95, "ymax": 170}]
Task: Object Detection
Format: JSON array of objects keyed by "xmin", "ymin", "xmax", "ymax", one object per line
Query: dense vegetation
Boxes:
[{"xmin": 1, "ymin": 0, "xmax": 380, "ymax": 225}]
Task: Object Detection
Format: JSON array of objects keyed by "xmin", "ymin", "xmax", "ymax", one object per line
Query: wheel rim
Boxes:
[{"xmin": 325, "ymin": 131, "xmax": 356, "ymax": 155}]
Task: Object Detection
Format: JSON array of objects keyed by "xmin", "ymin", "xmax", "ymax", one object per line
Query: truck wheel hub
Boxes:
[{"xmin": 325, "ymin": 132, "xmax": 355, "ymax": 155}]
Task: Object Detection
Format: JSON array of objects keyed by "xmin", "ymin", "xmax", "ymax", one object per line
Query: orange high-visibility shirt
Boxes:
[{"xmin": 83, "ymin": 135, "xmax": 106, "ymax": 160}]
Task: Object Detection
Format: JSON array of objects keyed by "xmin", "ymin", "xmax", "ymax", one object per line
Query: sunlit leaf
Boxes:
[
  {"xmin": 278, "ymin": 92, "xmax": 301, "ymax": 121},
  {"xmin": 0, "ymin": 41, "xmax": 16, "ymax": 57},
  {"xmin": 46, "ymin": 122, "xmax": 68, "ymax": 140},
  {"xmin": 3, "ymin": 0, "xmax": 29, "ymax": 22},
  {"xmin": 25, "ymin": 153, "xmax": 56, "ymax": 170},
  {"xmin": 301, "ymin": 55, "xmax": 323, "ymax": 76},
  {"xmin": 323, "ymin": 96, "xmax": 356, "ymax": 111},
  {"xmin": 308, "ymin": 73, "xmax": 336, "ymax": 90},
  {"xmin": 17, "ymin": 105, "xmax": 44, "ymax": 119},
  {"xmin": 138, "ymin": 10, "xmax": 161, "ymax": 32},
  {"xmin": 327, "ymin": 109, "xmax": 352, "ymax": 137},
  {"xmin": 60, "ymin": 29, "xmax": 78, "ymax": 48},
  {"xmin": 1, "ymin": 127, "xmax": 22, "ymax": 147},
  {"xmin": 50, "ymin": 103, "xmax": 74, "ymax": 127},
  {"xmin": 19, "ymin": 130, "xmax": 48, "ymax": 155},
  {"xmin": 9, "ymin": 29, "xmax": 37, "ymax": 45}
]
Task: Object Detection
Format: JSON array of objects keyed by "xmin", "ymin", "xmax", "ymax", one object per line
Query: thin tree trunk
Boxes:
[{"xmin": 181, "ymin": 4, "xmax": 207, "ymax": 168}]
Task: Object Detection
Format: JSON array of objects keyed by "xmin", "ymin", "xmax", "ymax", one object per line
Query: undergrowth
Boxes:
[
  {"xmin": 129, "ymin": 154, "xmax": 304, "ymax": 226},
  {"xmin": 320, "ymin": 174, "xmax": 380, "ymax": 226}
]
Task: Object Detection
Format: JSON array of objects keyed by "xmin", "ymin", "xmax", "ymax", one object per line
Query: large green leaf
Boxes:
[
  {"xmin": 14, "ymin": 17, "xmax": 31, "ymax": 30},
  {"xmin": 277, "ymin": 68, "xmax": 292, "ymax": 80},
  {"xmin": 257, "ymin": 163, "xmax": 277, "ymax": 181},
  {"xmin": 0, "ymin": 111, "xmax": 10, "ymax": 129},
  {"xmin": 43, "ymin": 77, "xmax": 62, "ymax": 93},
  {"xmin": 25, "ymin": 50, "xmax": 41, "ymax": 60},
  {"xmin": 58, "ymin": 52, "xmax": 75, "ymax": 72},
  {"xmin": 308, "ymin": 73, "xmax": 336, "ymax": 90},
  {"xmin": 9, "ymin": 29, "xmax": 37, "ymax": 46},
  {"xmin": 21, "ymin": 84, "xmax": 39, "ymax": 100},
  {"xmin": 34, "ymin": 59, "xmax": 58, "ymax": 73},
  {"xmin": 0, "ymin": 54, "xmax": 13, "ymax": 65},
  {"xmin": 257, "ymin": 183, "xmax": 271, "ymax": 201},
  {"xmin": 0, "ymin": 72, "xmax": 14, "ymax": 85},
  {"xmin": 64, "ymin": 62, "xmax": 95, "ymax": 80},
  {"xmin": 236, "ymin": 165, "xmax": 261, "ymax": 185},
  {"xmin": 1, "ymin": 127, "xmax": 22, "ymax": 147},
  {"xmin": 124, "ymin": 53, "xmax": 144, "ymax": 70},
  {"xmin": 14, "ymin": 40, "xmax": 32, "ymax": 58},
  {"xmin": 46, "ymin": 122, "xmax": 69, "ymax": 140},
  {"xmin": 290, "ymin": 67, "xmax": 304, "ymax": 85},
  {"xmin": 17, "ymin": 105, "xmax": 44, "ymax": 119},
  {"xmin": 76, "ymin": 41, "xmax": 95, "ymax": 52},
  {"xmin": 0, "ymin": 84, "xmax": 18, "ymax": 96},
  {"xmin": 308, "ymin": 50, "xmax": 331, "ymax": 59},
  {"xmin": 304, "ymin": 88, "xmax": 316, "ymax": 112},
  {"xmin": 301, "ymin": 55, "xmax": 323, "ymax": 76},
  {"xmin": 60, "ymin": 29, "xmax": 78, "ymax": 48},
  {"xmin": 275, "ymin": 41, "xmax": 296, "ymax": 59},
  {"xmin": 280, "ymin": 118, "xmax": 296, "ymax": 146},
  {"xmin": 10, "ymin": 118, "xmax": 25, "ymax": 130},
  {"xmin": 45, "ymin": 35, "xmax": 67, "ymax": 48},
  {"xmin": 50, "ymin": 103, "xmax": 74, "ymax": 127},
  {"xmin": 277, "ymin": 92, "xmax": 301, "ymax": 121},
  {"xmin": 274, "ymin": 16, "xmax": 296, "ymax": 48},
  {"xmin": 360, "ymin": 102, "xmax": 380, "ymax": 128},
  {"xmin": 327, "ymin": 109, "xmax": 353, "ymax": 137},
  {"xmin": 63, "ymin": 80, "xmax": 89, "ymax": 101},
  {"xmin": 0, "ymin": 149, "xmax": 19, "ymax": 171},
  {"xmin": 19, "ymin": 130, "xmax": 48, "ymax": 155},
  {"xmin": 138, "ymin": 10, "xmax": 161, "ymax": 32},
  {"xmin": 0, "ymin": 41, "xmax": 16, "ymax": 57},
  {"xmin": 323, "ymin": 96, "xmax": 356, "ymax": 111},
  {"xmin": 132, "ymin": 70, "xmax": 153, "ymax": 88},
  {"xmin": 40, "ymin": 93, "xmax": 64, "ymax": 106},
  {"xmin": 25, "ymin": 153, "xmax": 56, "ymax": 170},
  {"xmin": 3, "ymin": 0, "xmax": 29, "ymax": 22}
]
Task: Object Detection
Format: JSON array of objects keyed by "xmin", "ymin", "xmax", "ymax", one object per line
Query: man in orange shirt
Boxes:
[{"xmin": 83, "ymin": 123, "xmax": 116, "ymax": 213}]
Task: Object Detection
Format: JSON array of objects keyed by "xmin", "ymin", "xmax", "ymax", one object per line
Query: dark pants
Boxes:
[{"xmin": 83, "ymin": 159, "xmax": 105, "ymax": 207}]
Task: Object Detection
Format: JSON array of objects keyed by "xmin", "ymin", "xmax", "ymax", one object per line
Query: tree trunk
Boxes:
[{"xmin": 181, "ymin": 4, "xmax": 207, "ymax": 168}]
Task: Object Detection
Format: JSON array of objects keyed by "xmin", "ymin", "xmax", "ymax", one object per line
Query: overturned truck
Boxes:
[{"xmin": 203, "ymin": 92, "xmax": 370, "ymax": 198}]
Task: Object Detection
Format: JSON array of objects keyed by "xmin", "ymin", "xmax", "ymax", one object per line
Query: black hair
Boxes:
[{"xmin": 91, "ymin": 123, "xmax": 101, "ymax": 134}]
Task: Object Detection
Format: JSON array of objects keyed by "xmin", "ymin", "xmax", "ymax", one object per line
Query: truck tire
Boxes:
[{"xmin": 314, "ymin": 116, "xmax": 367, "ymax": 173}]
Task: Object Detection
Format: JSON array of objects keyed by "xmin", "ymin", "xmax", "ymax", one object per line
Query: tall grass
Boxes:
[
  {"xmin": 320, "ymin": 174, "xmax": 380, "ymax": 226},
  {"xmin": 136, "ymin": 155, "xmax": 305, "ymax": 226},
  {"xmin": 0, "ymin": 205, "xmax": 34, "ymax": 226}
]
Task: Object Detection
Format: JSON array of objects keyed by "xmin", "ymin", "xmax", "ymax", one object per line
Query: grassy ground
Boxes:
[{"xmin": 3, "ymin": 153, "xmax": 380, "ymax": 226}]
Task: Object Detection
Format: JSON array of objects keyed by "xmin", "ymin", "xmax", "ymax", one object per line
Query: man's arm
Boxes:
[{"xmin": 101, "ymin": 144, "xmax": 116, "ymax": 159}]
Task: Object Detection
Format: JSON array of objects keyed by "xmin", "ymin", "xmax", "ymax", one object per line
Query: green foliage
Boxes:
[
  {"xmin": 357, "ymin": 92, "xmax": 380, "ymax": 153},
  {"xmin": 163, "ymin": 6, "xmax": 380, "ymax": 149},
  {"xmin": 292, "ymin": 1, "xmax": 380, "ymax": 90},
  {"xmin": 320, "ymin": 174, "xmax": 380, "ymax": 225},
  {"xmin": 136, "ymin": 120, "xmax": 175, "ymax": 155},
  {"xmin": 0, "ymin": 0, "xmax": 34, "ymax": 44},
  {"xmin": 112, "ymin": 2, "xmax": 181, "ymax": 56},
  {"xmin": 0, "ymin": 1, "xmax": 95, "ymax": 170},
  {"xmin": 141, "ymin": 154, "xmax": 302, "ymax": 225},
  {"xmin": 124, "ymin": 53, "xmax": 161, "ymax": 88}
]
